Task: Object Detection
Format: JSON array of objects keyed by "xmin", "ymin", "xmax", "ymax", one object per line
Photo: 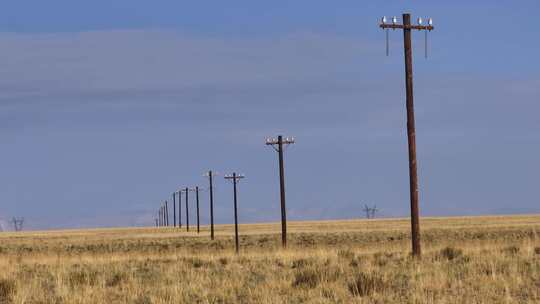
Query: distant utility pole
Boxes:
[
  {"xmin": 164, "ymin": 200, "xmax": 169, "ymax": 226},
  {"xmin": 155, "ymin": 218, "xmax": 158, "ymax": 227},
  {"xmin": 172, "ymin": 192, "xmax": 177, "ymax": 227},
  {"xmin": 178, "ymin": 190, "xmax": 182, "ymax": 228},
  {"xmin": 195, "ymin": 186, "xmax": 201, "ymax": 234},
  {"xmin": 188, "ymin": 187, "xmax": 201, "ymax": 233},
  {"xmin": 224, "ymin": 173, "xmax": 245, "ymax": 254},
  {"xmin": 205, "ymin": 170, "xmax": 216, "ymax": 240},
  {"xmin": 379, "ymin": 13, "xmax": 434, "ymax": 257},
  {"xmin": 161, "ymin": 205, "xmax": 165, "ymax": 227},
  {"xmin": 266, "ymin": 135, "xmax": 295, "ymax": 248},
  {"xmin": 158, "ymin": 207, "xmax": 162, "ymax": 227},
  {"xmin": 184, "ymin": 187, "xmax": 190, "ymax": 232}
]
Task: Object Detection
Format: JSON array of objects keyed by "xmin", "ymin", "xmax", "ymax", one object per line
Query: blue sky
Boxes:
[{"xmin": 1, "ymin": 1, "xmax": 539, "ymax": 229}]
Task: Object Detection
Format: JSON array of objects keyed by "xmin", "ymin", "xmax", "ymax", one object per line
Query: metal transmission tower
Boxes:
[
  {"xmin": 224, "ymin": 173, "xmax": 245, "ymax": 254},
  {"xmin": 265, "ymin": 135, "xmax": 295, "ymax": 248},
  {"xmin": 11, "ymin": 217, "xmax": 24, "ymax": 231},
  {"xmin": 204, "ymin": 171, "xmax": 217, "ymax": 240},
  {"xmin": 379, "ymin": 13, "xmax": 434, "ymax": 257},
  {"xmin": 363, "ymin": 205, "xmax": 379, "ymax": 219},
  {"xmin": 363, "ymin": 205, "xmax": 371, "ymax": 219}
]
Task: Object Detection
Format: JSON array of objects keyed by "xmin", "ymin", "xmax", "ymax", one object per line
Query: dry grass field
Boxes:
[{"xmin": 0, "ymin": 215, "xmax": 539, "ymax": 303}]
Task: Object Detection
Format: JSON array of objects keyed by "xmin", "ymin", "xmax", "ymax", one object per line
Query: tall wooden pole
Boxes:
[
  {"xmin": 159, "ymin": 206, "xmax": 163, "ymax": 227},
  {"xmin": 266, "ymin": 136, "xmax": 295, "ymax": 248},
  {"xmin": 208, "ymin": 171, "xmax": 215, "ymax": 240},
  {"xmin": 185, "ymin": 187, "xmax": 189, "ymax": 232},
  {"xmin": 402, "ymin": 13, "xmax": 421, "ymax": 257},
  {"xmin": 225, "ymin": 173, "xmax": 244, "ymax": 254},
  {"xmin": 233, "ymin": 173, "xmax": 239, "ymax": 254},
  {"xmin": 380, "ymin": 13, "xmax": 433, "ymax": 258},
  {"xmin": 164, "ymin": 200, "xmax": 169, "ymax": 226},
  {"xmin": 277, "ymin": 136, "xmax": 288, "ymax": 248},
  {"xmin": 196, "ymin": 186, "xmax": 200, "ymax": 234},
  {"xmin": 173, "ymin": 192, "xmax": 176, "ymax": 227},
  {"xmin": 178, "ymin": 191, "xmax": 182, "ymax": 228}
]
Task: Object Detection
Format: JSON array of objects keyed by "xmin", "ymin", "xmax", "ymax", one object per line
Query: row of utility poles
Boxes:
[
  {"xmin": 155, "ymin": 136, "xmax": 295, "ymax": 253},
  {"xmin": 157, "ymin": 186, "xmax": 203, "ymax": 233},
  {"xmin": 154, "ymin": 12, "xmax": 434, "ymax": 258}
]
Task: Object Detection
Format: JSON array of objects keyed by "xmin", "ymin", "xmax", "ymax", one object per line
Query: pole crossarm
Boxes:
[
  {"xmin": 265, "ymin": 137, "xmax": 295, "ymax": 146},
  {"xmin": 224, "ymin": 174, "xmax": 245, "ymax": 182},
  {"xmin": 380, "ymin": 24, "xmax": 434, "ymax": 31}
]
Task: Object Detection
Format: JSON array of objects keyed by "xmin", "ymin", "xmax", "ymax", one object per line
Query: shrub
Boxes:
[
  {"xmin": 67, "ymin": 269, "xmax": 98, "ymax": 287},
  {"xmin": 133, "ymin": 295, "xmax": 152, "ymax": 304},
  {"xmin": 218, "ymin": 257, "xmax": 229, "ymax": 266},
  {"xmin": 502, "ymin": 246, "xmax": 520, "ymax": 256},
  {"xmin": 292, "ymin": 269, "xmax": 320, "ymax": 288},
  {"xmin": 0, "ymin": 279, "xmax": 16, "ymax": 303},
  {"xmin": 348, "ymin": 272, "xmax": 386, "ymax": 297},
  {"xmin": 291, "ymin": 258, "xmax": 314, "ymax": 269},
  {"xmin": 184, "ymin": 257, "xmax": 210, "ymax": 268},
  {"xmin": 105, "ymin": 272, "xmax": 126, "ymax": 287},
  {"xmin": 438, "ymin": 247, "xmax": 464, "ymax": 261},
  {"xmin": 337, "ymin": 249, "xmax": 355, "ymax": 261}
]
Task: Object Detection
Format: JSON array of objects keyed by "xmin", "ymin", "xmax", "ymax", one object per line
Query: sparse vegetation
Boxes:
[{"xmin": 0, "ymin": 215, "xmax": 538, "ymax": 303}]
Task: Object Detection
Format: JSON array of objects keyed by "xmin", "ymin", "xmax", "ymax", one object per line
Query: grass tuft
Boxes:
[
  {"xmin": 0, "ymin": 279, "xmax": 15, "ymax": 303},
  {"xmin": 437, "ymin": 246, "xmax": 464, "ymax": 261},
  {"xmin": 348, "ymin": 271, "xmax": 386, "ymax": 297},
  {"xmin": 292, "ymin": 268, "xmax": 320, "ymax": 289}
]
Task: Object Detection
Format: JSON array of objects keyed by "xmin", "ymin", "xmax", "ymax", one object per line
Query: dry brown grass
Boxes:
[{"xmin": 0, "ymin": 215, "xmax": 539, "ymax": 303}]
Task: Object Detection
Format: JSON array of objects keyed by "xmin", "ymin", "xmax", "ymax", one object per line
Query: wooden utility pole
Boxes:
[
  {"xmin": 195, "ymin": 186, "xmax": 201, "ymax": 233},
  {"xmin": 159, "ymin": 206, "xmax": 163, "ymax": 227},
  {"xmin": 224, "ymin": 173, "xmax": 245, "ymax": 254},
  {"xmin": 379, "ymin": 13, "xmax": 434, "ymax": 257},
  {"xmin": 184, "ymin": 187, "xmax": 189, "ymax": 232},
  {"xmin": 164, "ymin": 200, "xmax": 169, "ymax": 226},
  {"xmin": 162, "ymin": 204, "xmax": 166, "ymax": 226},
  {"xmin": 188, "ymin": 187, "xmax": 202, "ymax": 233},
  {"xmin": 205, "ymin": 170, "xmax": 216, "ymax": 240},
  {"xmin": 173, "ymin": 192, "xmax": 177, "ymax": 227},
  {"xmin": 266, "ymin": 135, "xmax": 295, "ymax": 248},
  {"xmin": 179, "ymin": 190, "xmax": 183, "ymax": 228}
]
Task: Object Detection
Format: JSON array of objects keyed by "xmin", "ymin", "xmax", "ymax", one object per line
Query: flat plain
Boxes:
[{"xmin": 0, "ymin": 215, "xmax": 539, "ymax": 303}]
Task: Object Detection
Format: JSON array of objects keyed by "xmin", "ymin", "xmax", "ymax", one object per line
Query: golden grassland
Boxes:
[{"xmin": 0, "ymin": 215, "xmax": 539, "ymax": 303}]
